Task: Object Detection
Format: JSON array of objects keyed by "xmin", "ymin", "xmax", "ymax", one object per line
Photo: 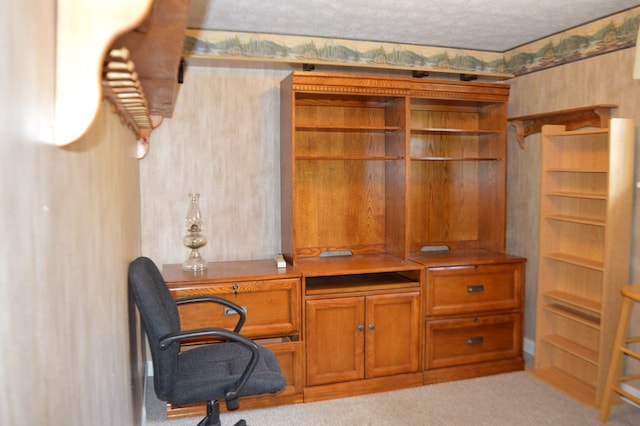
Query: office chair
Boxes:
[{"xmin": 128, "ymin": 256, "xmax": 286, "ymax": 426}]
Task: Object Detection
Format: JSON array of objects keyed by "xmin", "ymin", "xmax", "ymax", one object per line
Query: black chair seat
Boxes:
[{"xmin": 171, "ymin": 343, "xmax": 286, "ymax": 405}]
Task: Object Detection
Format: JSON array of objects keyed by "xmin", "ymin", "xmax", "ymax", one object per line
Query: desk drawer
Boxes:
[
  {"xmin": 171, "ymin": 278, "xmax": 301, "ymax": 339},
  {"xmin": 426, "ymin": 263, "xmax": 523, "ymax": 316},
  {"xmin": 425, "ymin": 313, "xmax": 522, "ymax": 369}
]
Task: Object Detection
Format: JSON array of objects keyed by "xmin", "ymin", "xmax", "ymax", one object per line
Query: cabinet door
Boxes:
[
  {"xmin": 366, "ymin": 292, "xmax": 420, "ymax": 377},
  {"xmin": 305, "ymin": 297, "xmax": 365, "ymax": 386}
]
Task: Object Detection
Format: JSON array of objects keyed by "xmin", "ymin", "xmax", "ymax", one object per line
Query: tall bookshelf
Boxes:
[{"xmin": 532, "ymin": 119, "xmax": 635, "ymax": 407}]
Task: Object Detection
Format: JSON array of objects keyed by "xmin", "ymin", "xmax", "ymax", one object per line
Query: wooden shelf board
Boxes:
[
  {"xmin": 543, "ymin": 305, "xmax": 601, "ymax": 329},
  {"xmin": 546, "ymin": 191, "xmax": 607, "ymax": 200},
  {"xmin": 296, "ymin": 125, "xmax": 402, "ymax": 132},
  {"xmin": 410, "ymin": 249, "xmax": 526, "ymax": 268},
  {"xmin": 305, "ymin": 272, "xmax": 420, "ymax": 296},
  {"xmin": 543, "ymin": 253, "xmax": 604, "ymax": 271},
  {"xmin": 542, "ymin": 289, "xmax": 602, "ymax": 328},
  {"xmin": 295, "ymin": 155, "xmax": 404, "ymax": 161},
  {"xmin": 529, "ymin": 367, "xmax": 597, "ymax": 407},
  {"xmin": 545, "ymin": 168, "xmax": 608, "ymax": 173},
  {"xmin": 541, "ymin": 334, "xmax": 599, "ymax": 365},
  {"xmin": 163, "ymin": 259, "xmax": 300, "ymax": 284},
  {"xmin": 294, "ymin": 254, "xmax": 421, "ymax": 277},
  {"xmin": 508, "ymin": 104, "xmax": 617, "ymax": 148},
  {"xmin": 410, "ymin": 127, "xmax": 501, "ymax": 135},
  {"xmin": 545, "ymin": 214, "xmax": 605, "ymax": 227},
  {"xmin": 545, "ymin": 127, "xmax": 609, "ymax": 137},
  {"xmin": 410, "ymin": 157, "xmax": 501, "ymax": 161},
  {"xmin": 410, "ymin": 101, "xmax": 499, "ymax": 112},
  {"xmin": 543, "ymin": 290, "xmax": 601, "ymax": 314}
]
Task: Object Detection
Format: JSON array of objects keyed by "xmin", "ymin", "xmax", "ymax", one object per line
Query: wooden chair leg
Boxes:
[{"xmin": 599, "ymin": 297, "xmax": 633, "ymax": 422}]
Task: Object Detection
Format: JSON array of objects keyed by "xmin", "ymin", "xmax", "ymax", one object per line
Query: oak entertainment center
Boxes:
[{"xmin": 162, "ymin": 72, "xmax": 527, "ymax": 418}]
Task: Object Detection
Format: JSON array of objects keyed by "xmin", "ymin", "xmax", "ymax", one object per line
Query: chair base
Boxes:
[
  {"xmin": 196, "ymin": 400, "xmax": 221, "ymax": 426},
  {"xmin": 196, "ymin": 400, "xmax": 248, "ymax": 426}
]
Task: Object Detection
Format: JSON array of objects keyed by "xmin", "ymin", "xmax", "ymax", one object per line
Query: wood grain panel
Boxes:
[{"xmin": 294, "ymin": 159, "xmax": 387, "ymax": 253}]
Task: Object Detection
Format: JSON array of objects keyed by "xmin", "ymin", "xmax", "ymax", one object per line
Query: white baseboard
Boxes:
[{"xmin": 523, "ymin": 337, "xmax": 535, "ymax": 357}]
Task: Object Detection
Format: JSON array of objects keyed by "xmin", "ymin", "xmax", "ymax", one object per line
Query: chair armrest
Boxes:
[
  {"xmin": 159, "ymin": 327, "xmax": 260, "ymax": 408},
  {"xmin": 176, "ymin": 296, "xmax": 246, "ymax": 333},
  {"xmin": 158, "ymin": 326, "xmax": 255, "ymax": 351}
]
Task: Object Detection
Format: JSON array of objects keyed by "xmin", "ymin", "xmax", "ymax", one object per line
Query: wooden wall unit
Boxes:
[
  {"xmin": 148, "ymin": 72, "xmax": 526, "ymax": 416},
  {"xmin": 280, "ymin": 72, "xmax": 513, "ymax": 262},
  {"xmin": 280, "ymin": 72, "xmax": 525, "ymax": 399},
  {"xmin": 531, "ymin": 119, "xmax": 635, "ymax": 407}
]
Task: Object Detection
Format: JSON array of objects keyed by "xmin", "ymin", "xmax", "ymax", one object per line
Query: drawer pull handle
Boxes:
[
  {"xmin": 224, "ymin": 306, "xmax": 247, "ymax": 316},
  {"xmin": 466, "ymin": 336, "xmax": 484, "ymax": 346},
  {"xmin": 467, "ymin": 284, "xmax": 484, "ymax": 293}
]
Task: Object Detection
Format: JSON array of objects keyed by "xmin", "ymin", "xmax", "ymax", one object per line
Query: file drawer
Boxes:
[
  {"xmin": 426, "ymin": 263, "xmax": 523, "ymax": 316},
  {"xmin": 171, "ymin": 278, "xmax": 301, "ymax": 339},
  {"xmin": 425, "ymin": 313, "xmax": 522, "ymax": 369}
]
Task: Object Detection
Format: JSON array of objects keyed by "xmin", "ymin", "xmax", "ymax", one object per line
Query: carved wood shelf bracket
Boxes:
[
  {"xmin": 55, "ymin": 0, "xmax": 153, "ymax": 146},
  {"xmin": 55, "ymin": 0, "xmax": 189, "ymax": 153},
  {"xmin": 508, "ymin": 104, "xmax": 618, "ymax": 149},
  {"xmin": 102, "ymin": 47, "xmax": 162, "ymax": 159}
]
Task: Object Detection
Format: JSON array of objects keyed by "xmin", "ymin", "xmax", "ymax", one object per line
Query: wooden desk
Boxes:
[{"xmin": 162, "ymin": 259, "xmax": 303, "ymax": 418}]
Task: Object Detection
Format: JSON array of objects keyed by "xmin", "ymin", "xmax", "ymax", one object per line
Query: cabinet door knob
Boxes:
[
  {"xmin": 368, "ymin": 324, "xmax": 376, "ymax": 330},
  {"xmin": 357, "ymin": 325, "xmax": 365, "ymax": 331}
]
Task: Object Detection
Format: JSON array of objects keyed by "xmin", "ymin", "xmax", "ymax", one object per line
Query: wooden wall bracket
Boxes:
[
  {"xmin": 55, "ymin": 0, "xmax": 153, "ymax": 146},
  {"xmin": 508, "ymin": 104, "xmax": 617, "ymax": 148},
  {"xmin": 54, "ymin": 0, "xmax": 191, "ymax": 147},
  {"xmin": 102, "ymin": 47, "xmax": 162, "ymax": 158}
]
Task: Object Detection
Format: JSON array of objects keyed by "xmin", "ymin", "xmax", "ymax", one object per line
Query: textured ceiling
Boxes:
[{"xmin": 188, "ymin": 0, "xmax": 640, "ymax": 52}]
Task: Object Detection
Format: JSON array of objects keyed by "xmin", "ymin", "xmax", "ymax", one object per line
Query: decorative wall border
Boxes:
[
  {"xmin": 183, "ymin": 30, "xmax": 510, "ymax": 78},
  {"xmin": 183, "ymin": 6, "xmax": 640, "ymax": 78},
  {"xmin": 504, "ymin": 7, "xmax": 640, "ymax": 76}
]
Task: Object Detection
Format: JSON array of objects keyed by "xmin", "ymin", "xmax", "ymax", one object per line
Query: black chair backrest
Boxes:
[{"xmin": 128, "ymin": 256, "xmax": 180, "ymax": 400}]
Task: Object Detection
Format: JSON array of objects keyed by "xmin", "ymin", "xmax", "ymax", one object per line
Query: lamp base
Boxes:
[{"xmin": 182, "ymin": 249, "xmax": 208, "ymax": 271}]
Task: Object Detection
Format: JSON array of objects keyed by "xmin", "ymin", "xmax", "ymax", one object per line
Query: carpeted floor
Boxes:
[{"xmin": 145, "ymin": 371, "xmax": 639, "ymax": 425}]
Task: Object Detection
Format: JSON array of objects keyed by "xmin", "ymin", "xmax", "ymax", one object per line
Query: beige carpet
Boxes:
[{"xmin": 146, "ymin": 371, "xmax": 640, "ymax": 425}]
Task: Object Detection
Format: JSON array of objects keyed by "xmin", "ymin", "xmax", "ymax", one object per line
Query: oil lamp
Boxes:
[{"xmin": 182, "ymin": 193, "xmax": 208, "ymax": 271}]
